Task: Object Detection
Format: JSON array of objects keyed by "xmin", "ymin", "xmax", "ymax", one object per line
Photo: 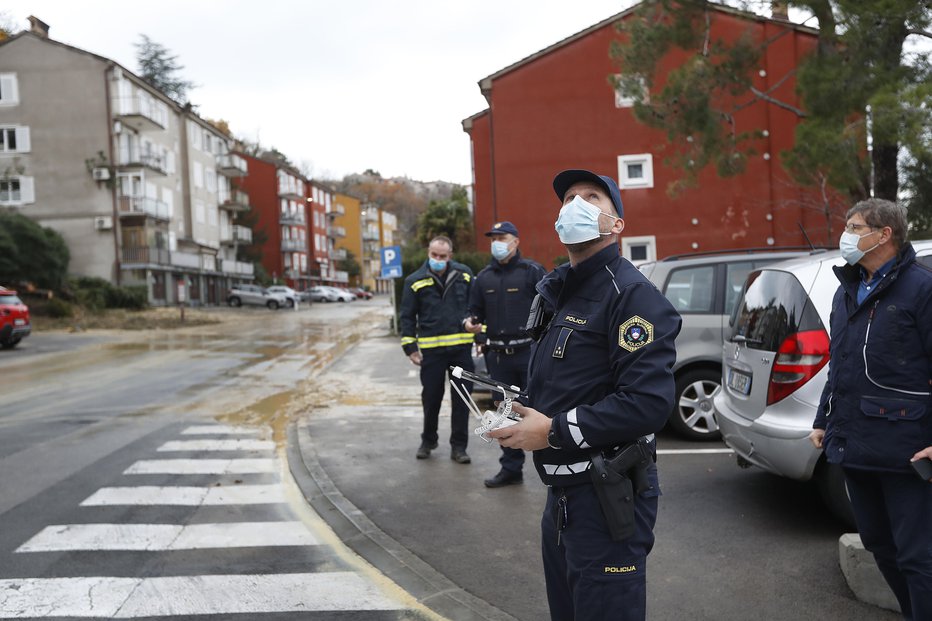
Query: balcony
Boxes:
[
  {"xmin": 118, "ymin": 195, "xmax": 171, "ymax": 221},
  {"xmin": 117, "ymin": 148, "xmax": 167, "ymax": 175},
  {"xmin": 280, "ymin": 238, "xmax": 305, "ymax": 252},
  {"xmin": 170, "ymin": 251, "xmax": 201, "ymax": 269},
  {"xmin": 279, "ymin": 211, "xmax": 305, "ymax": 225},
  {"xmin": 114, "ymin": 96, "xmax": 168, "ymax": 131},
  {"xmin": 328, "ymin": 225, "xmax": 346, "ymax": 238},
  {"xmin": 330, "ymin": 203, "xmax": 345, "ymax": 216},
  {"xmin": 217, "ymin": 153, "xmax": 248, "ymax": 177},
  {"xmin": 219, "ymin": 259, "xmax": 255, "ymax": 276},
  {"xmin": 278, "ymin": 184, "xmax": 304, "ymax": 201},
  {"xmin": 221, "ymin": 225, "xmax": 253, "ymax": 245},
  {"xmin": 331, "ymin": 248, "xmax": 348, "ymax": 261},
  {"xmin": 121, "ymin": 246, "xmax": 170, "ymax": 266},
  {"xmin": 219, "ymin": 189, "xmax": 251, "ymax": 212},
  {"xmin": 362, "ymin": 229, "xmax": 380, "ymax": 241}
]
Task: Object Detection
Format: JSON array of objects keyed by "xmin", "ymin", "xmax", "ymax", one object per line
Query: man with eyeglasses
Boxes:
[{"xmin": 809, "ymin": 198, "xmax": 932, "ymax": 620}]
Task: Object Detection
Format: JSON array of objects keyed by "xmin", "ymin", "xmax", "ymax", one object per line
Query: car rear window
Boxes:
[
  {"xmin": 663, "ymin": 265, "xmax": 714, "ymax": 313},
  {"xmin": 0, "ymin": 294, "xmax": 21, "ymax": 305},
  {"xmin": 732, "ymin": 269, "xmax": 825, "ymax": 352}
]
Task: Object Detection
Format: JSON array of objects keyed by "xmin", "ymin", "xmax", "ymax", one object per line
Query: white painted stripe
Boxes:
[
  {"xmin": 123, "ymin": 458, "xmax": 277, "ymax": 475},
  {"xmin": 157, "ymin": 439, "xmax": 275, "ymax": 452},
  {"xmin": 656, "ymin": 448, "xmax": 734, "ymax": 455},
  {"xmin": 0, "ymin": 573, "xmax": 405, "ymax": 617},
  {"xmin": 181, "ymin": 425, "xmax": 261, "ymax": 436},
  {"xmin": 16, "ymin": 521, "xmax": 318, "ymax": 552},
  {"xmin": 80, "ymin": 484, "xmax": 287, "ymax": 506}
]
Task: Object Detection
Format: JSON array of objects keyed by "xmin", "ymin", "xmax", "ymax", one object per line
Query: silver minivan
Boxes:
[{"xmin": 715, "ymin": 241, "xmax": 932, "ymax": 522}]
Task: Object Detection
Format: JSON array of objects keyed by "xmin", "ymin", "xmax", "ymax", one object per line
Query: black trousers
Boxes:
[
  {"xmin": 844, "ymin": 467, "xmax": 932, "ymax": 620},
  {"xmin": 419, "ymin": 345, "xmax": 473, "ymax": 448},
  {"xmin": 484, "ymin": 348, "xmax": 531, "ymax": 473}
]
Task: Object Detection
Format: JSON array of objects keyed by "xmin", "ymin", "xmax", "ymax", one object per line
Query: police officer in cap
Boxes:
[
  {"xmin": 488, "ymin": 169, "xmax": 680, "ymax": 621},
  {"xmin": 465, "ymin": 221, "xmax": 547, "ymax": 488}
]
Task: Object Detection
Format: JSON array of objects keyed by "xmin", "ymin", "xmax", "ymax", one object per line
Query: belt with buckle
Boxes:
[{"xmin": 487, "ymin": 338, "xmax": 534, "ymax": 355}]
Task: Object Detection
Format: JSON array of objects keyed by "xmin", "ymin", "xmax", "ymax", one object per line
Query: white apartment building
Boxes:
[{"xmin": 0, "ymin": 19, "xmax": 254, "ymax": 305}]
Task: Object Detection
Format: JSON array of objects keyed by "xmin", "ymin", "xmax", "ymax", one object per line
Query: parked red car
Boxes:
[
  {"xmin": 0, "ymin": 287, "xmax": 31, "ymax": 349},
  {"xmin": 350, "ymin": 287, "xmax": 373, "ymax": 300}
]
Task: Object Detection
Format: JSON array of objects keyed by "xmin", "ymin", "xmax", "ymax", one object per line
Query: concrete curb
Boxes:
[
  {"xmin": 287, "ymin": 419, "xmax": 519, "ymax": 621},
  {"xmin": 838, "ymin": 533, "xmax": 900, "ymax": 614}
]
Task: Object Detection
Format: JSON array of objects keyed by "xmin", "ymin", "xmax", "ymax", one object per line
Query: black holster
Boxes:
[{"xmin": 589, "ymin": 441, "xmax": 654, "ymax": 541}]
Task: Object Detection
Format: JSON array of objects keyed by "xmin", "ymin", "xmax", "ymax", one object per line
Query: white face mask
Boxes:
[
  {"xmin": 554, "ymin": 196, "xmax": 615, "ymax": 244},
  {"xmin": 839, "ymin": 230, "xmax": 879, "ymax": 265}
]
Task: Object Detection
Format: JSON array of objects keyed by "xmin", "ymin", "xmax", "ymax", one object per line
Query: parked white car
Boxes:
[
  {"xmin": 714, "ymin": 240, "xmax": 932, "ymax": 524},
  {"xmin": 226, "ymin": 284, "xmax": 288, "ymax": 310},
  {"xmin": 323, "ymin": 286, "xmax": 356, "ymax": 302},
  {"xmin": 266, "ymin": 285, "xmax": 300, "ymax": 308}
]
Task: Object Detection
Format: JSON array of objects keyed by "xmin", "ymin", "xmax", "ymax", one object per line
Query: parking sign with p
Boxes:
[{"xmin": 381, "ymin": 246, "xmax": 402, "ymax": 279}]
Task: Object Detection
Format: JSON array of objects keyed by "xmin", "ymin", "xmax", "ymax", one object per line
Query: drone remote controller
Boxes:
[{"xmin": 449, "ymin": 366, "xmax": 525, "ymax": 442}]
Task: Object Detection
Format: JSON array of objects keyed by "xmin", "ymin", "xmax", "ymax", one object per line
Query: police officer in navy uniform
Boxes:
[
  {"xmin": 488, "ymin": 170, "xmax": 681, "ymax": 621},
  {"xmin": 400, "ymin": 235, "xmax": 475, "ymax": 464},
  {"xmin": 809, "ymin": 198, "xmax": 932, "ymax": 621},
  {"xmin": 464, "ymin": 221, "xmax": 547, "ymax": 488}
]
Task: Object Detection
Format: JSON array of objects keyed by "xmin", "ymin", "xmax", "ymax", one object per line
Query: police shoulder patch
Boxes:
[{"xmin": 618, "ymin": 315, "xmax": 653, "ymax": 352}]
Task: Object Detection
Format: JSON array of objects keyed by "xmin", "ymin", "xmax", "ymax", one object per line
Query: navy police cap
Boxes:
[
  {"xmin": 552, "ymin": 169, "xmax": 624, "ymax": 218},
  {"xmin": 484, "ymin": 221, "xmax": 519, "ymax": 237}
]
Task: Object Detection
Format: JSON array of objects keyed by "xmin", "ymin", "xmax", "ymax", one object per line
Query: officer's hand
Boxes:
[
  {"xmin": 408, "ymin": 351, "xmax": 423, "ymax": 366},
  {"xmin": 488, "ymin": 402, "xmax": 549, "ymax": 451},
  {"xmin": 911, "ymin": 446, "xmax": 932, "ymax": 462},
  {"xmin": 464, "ymin": 317, "xmax": 483, "ymax": 334},
  {"xmin": 808, "ymin": 428, "xmax": 825, "ymax": 449}
]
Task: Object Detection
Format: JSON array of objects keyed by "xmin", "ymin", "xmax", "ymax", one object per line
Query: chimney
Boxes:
[
  {"xmin": 27, "ymin": 16, "xmax": 50, "ymax": 38},
  {"xmin": 771, "ymin": 1, "xmax": 789, "ymax": 21}
]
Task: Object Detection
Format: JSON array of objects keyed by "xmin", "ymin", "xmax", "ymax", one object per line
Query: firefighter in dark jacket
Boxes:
[
  {"xmin": 465, "ymin": 221, "xmax": 547, "ymax": 488},
  {"xmin": 488, "ymin": 170, "xmax": 681, "ymax": 621},
  {"xmin": 400, "ymin": 235, "xmax": 475, "ymax": 464},
  {"xmin": 810, "ymin": 198, "xmax": 932, "ymax": 621}
]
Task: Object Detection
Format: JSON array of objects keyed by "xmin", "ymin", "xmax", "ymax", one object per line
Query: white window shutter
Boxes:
[
  {"xmin": 15, "ymin": 126, "xmax": 30, "ymax": 152},
  {"xmin": 19, "ymin": 176, "xmax": 35, "ymax": 204},
  {"xmin": 0, "ymin": 74, "xmax": 19, "ymax": 106}
]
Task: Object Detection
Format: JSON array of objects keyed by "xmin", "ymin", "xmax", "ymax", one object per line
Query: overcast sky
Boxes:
[{"xmin": 4, "ymin": 1, "xmax": 643, "ymax": 185}]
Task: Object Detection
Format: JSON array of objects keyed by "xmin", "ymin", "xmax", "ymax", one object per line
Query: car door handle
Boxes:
[{"xmin": 730, "ymin": 335, "xmax": 762, "ymax": 345}]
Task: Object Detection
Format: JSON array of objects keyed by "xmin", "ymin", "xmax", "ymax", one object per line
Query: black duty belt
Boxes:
[{"xmin": 487, "ymin": 337, "xmax": 534, "ymax": 354}]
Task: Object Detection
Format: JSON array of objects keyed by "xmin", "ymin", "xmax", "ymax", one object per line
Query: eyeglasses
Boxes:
[{"xmin": 844, "ymin": 223, "xmax": 878, "ymax": 234}]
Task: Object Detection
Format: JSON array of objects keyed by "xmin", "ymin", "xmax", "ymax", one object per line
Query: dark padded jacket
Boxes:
[
  {"xmin": 813, "ymin": 243, "xmax": 932, "ymax": 473},
  {"xmin": 400, "ymin": 260, "xmax": 474, "ymax": 356},
  {"xmin": 468, "ymin": 251, "xmax": 547, "ymax": 348}
]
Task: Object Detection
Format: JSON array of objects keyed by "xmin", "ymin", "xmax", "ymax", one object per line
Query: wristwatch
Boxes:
[{"xmin": 547, "ymin": 418, "xmax": 562, "ymax": 450}]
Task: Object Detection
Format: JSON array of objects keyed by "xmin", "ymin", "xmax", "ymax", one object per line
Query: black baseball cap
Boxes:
[{"xmin": 552, "ymin": 169, "xmax": 624, "ymax": 217}]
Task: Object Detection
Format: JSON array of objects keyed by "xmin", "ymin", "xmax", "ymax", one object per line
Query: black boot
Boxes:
[
  {"xmin": 484, "ymin": 469, "xmax": 523, "ymax": 488},
  {"xmin": 416, "ymin": 441, "xmax": 438, "ymax": 459}
]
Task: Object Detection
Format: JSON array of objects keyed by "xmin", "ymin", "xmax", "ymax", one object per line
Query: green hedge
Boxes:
[{"xmin": 69, "ymin": 276, "xmax": 148, "ymax": 311}]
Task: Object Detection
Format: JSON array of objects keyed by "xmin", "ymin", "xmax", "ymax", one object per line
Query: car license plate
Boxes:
[
  {"xmin": 728, "ymin": 369, "xmax": 752, "ymax": 395},
  {"xmin": 13, "ymin": 319, "xmax": 25, "ymax": 326}
]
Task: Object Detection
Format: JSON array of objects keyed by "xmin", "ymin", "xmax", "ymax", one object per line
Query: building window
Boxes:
[
  {"xmin": 0, "ymin": 176, "xmax": 35, "ymax": 205},
  {"xmin": 621, "ymin": 235, "xmax": 656, "ymax": 265},
  {"xmin": 0, "ymin": 74, "xmax": 20, "ymax": 107},
  {"xmin": 613, "ymin": 74, "xmax": 647, "ymax": 109},
  {"xmin": 617, "ymin": 154, "xmax": 654, "ymax": 189},
  {"xmin": 0, "ymin": 126, "xmax": 29, "ymax": 153}
]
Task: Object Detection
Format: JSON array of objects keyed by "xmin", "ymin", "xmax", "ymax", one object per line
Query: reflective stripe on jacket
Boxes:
[{"xmin": 399, "ymin": 260, "xmax": 474, "ymax": 355}]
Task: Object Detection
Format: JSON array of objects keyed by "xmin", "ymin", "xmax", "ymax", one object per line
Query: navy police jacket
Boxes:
[
  {"xmin": 813, "ymin": 242, "xmax": 932, "ymax": 473},
  {"xmin": 400, "ymin": 260, "xmax": 474, "ymax": 356},
  {"xmin": 526, "ymin": 245, "xmax": 681, "ymax": 487},
  {"xmin": 469, "ymin": 251, "xmax": 547, "ymax": 347}
]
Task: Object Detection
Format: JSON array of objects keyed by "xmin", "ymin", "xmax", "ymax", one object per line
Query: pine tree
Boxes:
[{"xmin": 133, "ymin": 34, "xmax": 195, "ymax": 104}]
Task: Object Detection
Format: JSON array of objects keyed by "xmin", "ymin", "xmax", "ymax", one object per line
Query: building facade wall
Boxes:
[
  {"xmin": 467, "ymin": 10, "xmax": 824, "ymax": 268},
  {"xmin": 333, "ymin": 193, "xmax": 362, "ymax": 286}
]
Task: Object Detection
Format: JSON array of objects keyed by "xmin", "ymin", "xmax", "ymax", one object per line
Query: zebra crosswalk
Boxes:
[{"xmin": 0, "ymin": 423, "xmax": 418, "ymax": 619}]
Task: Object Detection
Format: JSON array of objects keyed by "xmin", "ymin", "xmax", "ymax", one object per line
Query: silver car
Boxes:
[
  {"xmin": 639, "ymin": 249, "xmax": 815, "ymax": 440},
  {"xmin": 714, "ymin": 241, "xmax": 932, "ymax": 523},
  {"xmin": 266, "ymin": 285, "xmax": 300, "ymax": 308},
  {"xmin": 226, "ymin": 284, "xmax": 288, "ymax": 310}
]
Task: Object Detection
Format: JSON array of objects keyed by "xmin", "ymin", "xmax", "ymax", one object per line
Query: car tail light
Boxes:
[{"xmin": 767, "ymin": 329, "xmax": 830, "ymax": 405}]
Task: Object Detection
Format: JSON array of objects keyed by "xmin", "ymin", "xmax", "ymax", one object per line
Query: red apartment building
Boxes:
[
  {"xmin": 463, "ymin": 5, "xmax": 830, "ymax": 268},
  {"xmin": 237, "ymin": 153, "xmax": 312, "ymax": 288}
]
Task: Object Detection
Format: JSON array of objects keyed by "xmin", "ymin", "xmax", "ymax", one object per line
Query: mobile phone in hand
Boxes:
[{"xmin": 910, "ymin": 457, "xmax": 932, "ymax": 482}]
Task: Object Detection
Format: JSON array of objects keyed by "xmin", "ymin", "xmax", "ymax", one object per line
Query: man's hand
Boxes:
[
  {"xmin": 808, "ymin": 428, "xmax": 825, "ymax": 449},
  {"xmin": 464, "ymin": 317, "xmax": 483, "ymax": 334},
  {"xmin": 408, "ymin": 351, "xmax": 423, "ymax": 366},
  {"xmin": 911, "ymin": 446, "xmax": 932, "ymax": 462},
  {"xmin": 487, "ymin": 402, "xmax": 549, "ymax": 451}
]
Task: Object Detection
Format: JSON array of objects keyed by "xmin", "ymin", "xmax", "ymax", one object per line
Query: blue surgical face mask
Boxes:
[
  {"xmin": 839, "ymin": 230, "xmax": 878, "ymax": 266},
  {"xmin": 554, "ymin": 195, "xmax": 615, "ymax": 244},
  {"xmin": 428, "ymin": 258, "xmax": 447, "ymax": 272},
  {"xmin": 490, "ymin": 240, "xmax": 511, "ymax": 261}
]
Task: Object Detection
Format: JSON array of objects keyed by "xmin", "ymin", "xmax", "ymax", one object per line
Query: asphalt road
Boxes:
[{"xmin": 0, "ymin": 300, "xmax": 899, "ymax": 620}]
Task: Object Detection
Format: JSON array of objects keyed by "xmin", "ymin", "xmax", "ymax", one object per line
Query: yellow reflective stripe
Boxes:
[
  {"xmin": 411, "ymin": 278, "xmax": 434, "ymax": 292},
  {"xmin": 463, "ymin": 273, "xmax": 471, "ymax": 282},
  {"xmin": 401, "ymin": 337, "xmax": 417, "ymax": 345},
  {"xmin": 480, "ymin": 325, "xmax": 487, "ymax": 334},
  {"xmin": 417, "ymin": 332, "xmax": 475, "ymax": 349}
]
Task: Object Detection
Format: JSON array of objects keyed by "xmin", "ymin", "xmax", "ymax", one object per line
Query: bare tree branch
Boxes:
[{"xmin": 748, "ymin": 87, "xmax": 807, "ymax": 116}]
